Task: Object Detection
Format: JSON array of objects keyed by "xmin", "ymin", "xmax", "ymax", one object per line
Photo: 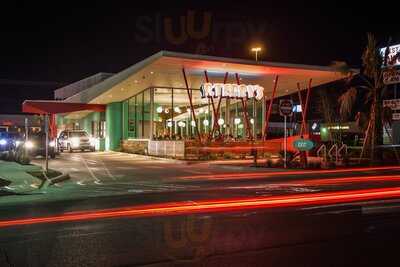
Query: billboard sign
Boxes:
[
  {"xmin": 380, "ymin": 44, "xmax": 400, "ymax": 67},
  {"xmin": 383, "ymin": 99, "xmax": 400, "ymax": 110},
  {"xmin": 383, "ymin": 69, "xmax": 400, "ymax": 85}
]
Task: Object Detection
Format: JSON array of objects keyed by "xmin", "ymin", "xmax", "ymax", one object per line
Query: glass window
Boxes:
[
  {"xmin": 137, "ymin": 92, "xmax": 144, "ymax": 138},
  {"xmin": 128, "ymin": 96, "xmax": 136, "ymax": 138},
  {"xmin": 91, "ymin": 121, "xmax": 98, "ymax": 137},
  {"xmin": 153, "ymin": 88, "xmax": 173, "ymax": 139},
  {"xmin": 143, "ymin": 89, "xmax": 151, "ymax": 138},
  {"xmin": 99, "ymin": 121, "xmax": 106, "ymax": 138}
]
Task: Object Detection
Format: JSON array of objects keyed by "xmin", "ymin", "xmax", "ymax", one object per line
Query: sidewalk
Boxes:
[{"xmin": 0, "ymin": 160, "xmax": 43, "ymax": 193}]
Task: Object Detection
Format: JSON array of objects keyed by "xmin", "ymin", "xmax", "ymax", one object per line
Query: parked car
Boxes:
[
  {"xmin": 24, "ymin": 131, "xmax": 56, "ymax": 158},
  {"xmin": 58, "ymin": 130, "xmax": 95, "ymax": 152},
  {"xmin": 0, "ymin": 132, "xmax": 23, "ymax": 152}
]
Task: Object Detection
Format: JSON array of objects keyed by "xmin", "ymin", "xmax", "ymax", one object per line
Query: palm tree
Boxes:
[{"xmin": 336, "ymin": 33, "xmax": 391, "ymax": 164}]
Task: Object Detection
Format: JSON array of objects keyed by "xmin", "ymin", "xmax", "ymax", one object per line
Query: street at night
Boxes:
[
  {"xmin": 1, "ymin": 1, "xmax": 400, "ymax": 266},
  {"xmin": 1, "ymin": 153, "xmax": 400, "ymax": 265}
]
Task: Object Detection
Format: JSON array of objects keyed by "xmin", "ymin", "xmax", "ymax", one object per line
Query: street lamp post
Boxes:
[{"xmin": 251, "ymin": 47, "xmax": 262, "ymax": 61}]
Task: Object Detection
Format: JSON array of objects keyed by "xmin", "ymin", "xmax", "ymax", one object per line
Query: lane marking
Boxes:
[{"xmin": 78, "ymin": 154, "xmax": 101, "ymax": 184}]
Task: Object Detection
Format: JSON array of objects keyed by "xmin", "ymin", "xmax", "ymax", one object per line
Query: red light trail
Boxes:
[
  {"xmin": 291, "ymin": 175, "xmax": 400, "ymax": 186},
  {"xmin": 180, "ymin": 166, "xmax": 400, "ymax": 180},
  {"xmin": 2, "ymin": 186, "xmax": 400, "ymax": 228}
]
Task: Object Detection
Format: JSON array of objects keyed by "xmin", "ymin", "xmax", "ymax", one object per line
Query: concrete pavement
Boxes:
[
  {"xmin": 0, "ymin": 152, "xmax": 383, "ymax": 207},
  {"xmin": 1, "ymin": 152, "xmax": 400, "ymax": 266},
  {"xmin": 0, "ymin": 160, "xmax": 42, "ymax": 193},
  {"xmin": 0, "ymin": 150, "xmax": 398, "ymax": 211}
]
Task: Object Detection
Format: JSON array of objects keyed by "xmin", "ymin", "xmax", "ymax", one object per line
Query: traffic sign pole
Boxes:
[
  {"xmin": 284, "ymin": 115, "xmax": 287, "ymax": 168},
  {"xmin": 279, "ymin": 99, "xmax": 293, "ymax": 169}
]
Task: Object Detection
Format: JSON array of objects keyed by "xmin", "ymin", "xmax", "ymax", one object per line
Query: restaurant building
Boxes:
[{"xmin": 52, "ymin": 51, "xmax": 348, "ymax": 158}]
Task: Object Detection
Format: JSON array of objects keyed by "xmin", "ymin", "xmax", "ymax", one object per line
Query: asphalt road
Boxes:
[{"xmin": 1, "ymin": 152, "xmax": 400, "ymax": 266}]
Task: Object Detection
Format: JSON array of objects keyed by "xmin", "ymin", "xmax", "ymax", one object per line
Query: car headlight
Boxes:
[
  {"xmin": 0, "ymin": 139, "xmax": 7, "ymax": 146},
  {"xmin": 71, "ymin": 137, "xmax": 80, "ymax": 147},
  {"xmin": 15, "ymin": 140, "xmax": 22, "ymax": 147},
  {"xmin": 49, "ymin": 141, "xmax": 55, "ymax": 147},
  {"xmin": 25, "ymin": 141, "xmax": 34, "ymax": 149},
  {"xmin": 89, "ymin": 137, "xmax": 97, "ymax": 146}
]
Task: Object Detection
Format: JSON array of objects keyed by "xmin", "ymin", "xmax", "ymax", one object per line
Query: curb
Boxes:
[{"xmin": 39, "ymin": 172, "xmax": 70, "ymax": 190}]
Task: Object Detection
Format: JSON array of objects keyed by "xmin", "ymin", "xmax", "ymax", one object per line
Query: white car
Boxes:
[{"xmin": 58, "ymin": 130, "xmax": 95, "ymax": 152}]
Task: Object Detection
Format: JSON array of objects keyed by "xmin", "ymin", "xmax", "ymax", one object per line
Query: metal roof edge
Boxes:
[
  {"xmin": 62, "ymin": 50, "xmax": 359, "ymax": 104},
  {"xmin": 160, "ymin": 50, "xmax": 360, "ymax": 73},
  {"xmin": 63, "ymin": 51, "xmax": 165, "ymax": 103}
]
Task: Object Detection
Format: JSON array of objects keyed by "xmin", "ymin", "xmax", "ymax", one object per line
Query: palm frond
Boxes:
[
  {"xmin": 338, "ymin": 87, "xmax": 357, "ymax": 121},
  {"xmin": 362, "ymin": 33, "xmax": 380, "ymax": 79}
]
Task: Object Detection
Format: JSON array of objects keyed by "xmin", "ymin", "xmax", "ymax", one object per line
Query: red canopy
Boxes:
[
  {"xmin": 22, "ymin": 100, "xmax": 106, "ymax": 114},
  {"xmin": 22, "ymin": 100, "xmax": 106, "ymax": 139}
]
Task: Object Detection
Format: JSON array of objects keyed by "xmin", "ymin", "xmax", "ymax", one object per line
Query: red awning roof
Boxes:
[{"xmin": 22, "ymin": 100, "xmax": 106, "ymax": 114}]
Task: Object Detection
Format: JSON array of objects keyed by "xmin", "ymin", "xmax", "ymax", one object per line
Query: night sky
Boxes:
[{"xmin": 0, "ymin": 1, "xmax": 398, "ymax": 114}]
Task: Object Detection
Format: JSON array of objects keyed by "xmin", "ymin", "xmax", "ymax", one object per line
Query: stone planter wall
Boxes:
[{"xmin": 121, "ymin": 139, "xmax": 149, "ymax": 154}]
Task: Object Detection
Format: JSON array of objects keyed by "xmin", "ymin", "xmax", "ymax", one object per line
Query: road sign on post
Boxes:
[
  {"xmin": 279, "ymin": 99, "xmax": 294, "ymax": 117},
  {"xmin": 279, "ymin": 100, "xmax": 293, "ymax": 168},
  {"xmin": 294, "ymin": 138, "xmax": 314, "ymax": 151},
  {"xmin": 383, "ymin": 70, "xmax": 400, "ymax": 85}
]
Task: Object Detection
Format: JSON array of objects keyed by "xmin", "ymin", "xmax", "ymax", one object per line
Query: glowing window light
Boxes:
[
  {"xmin": 234, "ymin": 118, "xmax": 241, "ymax": 125},
  {"xmin": 156, "ymin": 106, "xmax": 163, "ymax": 113},
  {"xmin": 217, "ymin": 118, "xmax": 225, "ymax": 125},
  {"xmin": 174, "ymin": 107, "xmax": 181, "ymax": 113},
  {"xmin": 203, "ymin": 119, "xmax": 209, "ymax": 126},
  {"xmin": 250, "ymin": 118, "xmax": 254, "ymax": 124}
]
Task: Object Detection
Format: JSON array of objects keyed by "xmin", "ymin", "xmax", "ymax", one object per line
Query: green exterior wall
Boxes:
[
  {"xmin": 122, "ymin": 100, "xmax": 129, "ymax": 140},
  {"xmin": 106, "ymin": 102, "xmax": 122, "ymax": 151},
  {"xmin": 78, "ymin": 112, "xmax": 100, "ymax": 135}
]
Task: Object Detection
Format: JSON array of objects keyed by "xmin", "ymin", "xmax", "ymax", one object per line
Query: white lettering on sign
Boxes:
[
  {"xmin": 383, "ymin": 99, "xmax": 400, "ymax": 110},
  {"xmin": 383, "ymin": 70, "xmax": 400, "ymax": 85},
  {"xmin": 380, "ymin": 44, "xmax": 400, "ymax": 67},
  {"xmin": 200, "ymin": 83, "xmax": 264, "ymax": 100},
  {"xmin": 393, "ymin": 113, "xmax": 400, "ymax": 121}
]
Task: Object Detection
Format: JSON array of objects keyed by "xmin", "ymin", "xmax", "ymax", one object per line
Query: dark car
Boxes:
[
  {"xmin": 0, "ymin": 132, "xmax": 23, "ymax": 152},
  {"xmin": 24, "ymin": 131, "xmax": 56, "ymax": 158}
]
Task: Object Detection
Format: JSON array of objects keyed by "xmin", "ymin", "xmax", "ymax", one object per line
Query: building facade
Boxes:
[{"xmin": 55, "ymin": 51, "xmax": 349, "ymax": 157}]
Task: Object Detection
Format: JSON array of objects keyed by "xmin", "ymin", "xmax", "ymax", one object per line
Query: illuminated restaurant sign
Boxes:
[
  {"xmin": 200, "ymin": 83, "xmax": 264, "ymax": 100},
  {"xmin": 380, "ymin": 44, "xmax": 400, "ymax": 67}
]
